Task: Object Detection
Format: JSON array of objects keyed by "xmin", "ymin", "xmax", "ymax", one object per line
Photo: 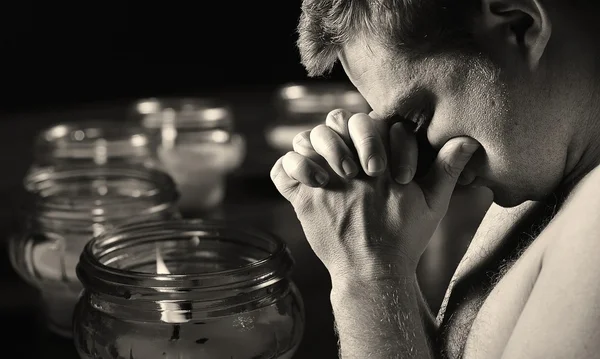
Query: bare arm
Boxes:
[
  {"xmin": 270, "ymin": 111, "xmax": 477, "ymax": 359},
  {"xmin": 330, "ymin": 273, "xmax": 438, "ymax": 359}
]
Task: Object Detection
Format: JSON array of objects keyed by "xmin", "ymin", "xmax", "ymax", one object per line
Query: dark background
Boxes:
[
  {"xmin": 0, "ymin": 4, "xmax": 350, "ymax": 356},
  {"xmin": 1, "ymin": 1, "xmax": 348, "ymax": 114},
  {"xmin": 0, "ymin": 4, "xmax": 485, "ymax": 357}
]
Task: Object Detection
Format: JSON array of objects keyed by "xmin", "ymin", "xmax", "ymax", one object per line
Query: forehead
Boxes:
[{"xmin": 339, "ymin": 38, "xmax": 420, "ymax": 117}]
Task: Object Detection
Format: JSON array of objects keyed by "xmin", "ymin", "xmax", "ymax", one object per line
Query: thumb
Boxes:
[{"xmin": 421, "ymin": 137, "xmax": 480, "ymax": 211}]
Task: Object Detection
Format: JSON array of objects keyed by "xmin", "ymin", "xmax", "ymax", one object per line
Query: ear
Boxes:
[{"xmin": 479, "ymin": 0, "xmax": 551, "ymax": 70}]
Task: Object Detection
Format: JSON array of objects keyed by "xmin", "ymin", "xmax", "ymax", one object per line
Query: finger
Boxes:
[
  {"xmin": 457, "ymin": 169, "xmax": 476, "ymax": 186},
  {"xmin": 421, "ymin": 138, "xmax": 481, "ymax": 211},
  {"xmin": 348, "ymin": 113, "xmax": 387, "ymax": 176},
  {"xmin": 282, "ymin": 151, "xmax": 329, "ymax": 188},
  {"xmin": 292, "ymin": 129, "xmax": 338, "ymax": 178},
  {"xmin": 325, "ymin": 108, "xmax": 353, "ymax": 145},
  {"xmin": 270, "ymin": 157, "xmax": 300, "ymax": 201},
  {"xmin": 370, "ymin": 112, "xmax": 392, "ymax": 155},
  {"xmin": 389, "ymin": 122, "xmax": 418, "ymax": 184},
  {"xmin": 310, "ymin": 125, "xmax": 359, "ymax": 178},
  {"xmin": 292, "ymin": 130, "xmax": 320, "ymax": 158},
  {"xmin": 367, "ymin": 110, "xmax": 393, "ymax": 136},
  {"xmin": 367, "ymin": 110, "xmax": 392, "ymax": 144}
]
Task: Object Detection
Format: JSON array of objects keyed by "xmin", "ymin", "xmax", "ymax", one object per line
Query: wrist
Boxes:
[
  {"xmin": 330, "ymin": 266, "xmax": 417, "ymax": 304},
  {"xmin": 330, "ymin": 257, "xmax": 415, "ymax": 284}
]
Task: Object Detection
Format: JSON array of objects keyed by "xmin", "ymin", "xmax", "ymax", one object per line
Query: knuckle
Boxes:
[
  {"xmin": 292, "ymin": 196, "xmax": 312, "ymax": 218},
  {"xmin": 310, "ymin": 126, "xmax": 339, "ymax": 153},
  {"xmin": 357, "ymin": 135, "xmax": 379, "ymax": 149},
  {"xmin": 269, "ymin": 160, "xmax": 284, "ymax": 181},
  {"xmin": 282, "ymin": 151, "xmax": 298, "ymax": 164},
  {"xmin": 280, "ymin": 184, "xmax": 299, "ymax": 199},
  {"xmin": 326, "ymin": 108, "xmax": 351, "ymax": 126},
  {"xmin": 318, "ymin": 138, "xmax": 340, "ymax": 155},
  {"xmin": 348, "ymin": 112, "xmax": 371, "ymax": 124},
  {"xmin": 284, "ymin": 152, "xmax": 310, "ymax": 173},
  {"xmin": 283, "ymin": 150, "xmax": 296, "ymax": 159},
  {"xmin": 311, "ymin": 124, "xmax": 329, "ymax": 135},
  {"xmin": 293, "ymin": 131, "xmax": 311, "ymax": 147},
  {"xmin": 441, "ymin": 158, "xmax": 462, "ymax": 178},
  {"xmin": 295, "ymin": 161, "xmax": 312, "ymax": 176},
  {"xmin": 309, "ymin": 125, "xmax": 329, "ymax": 144},
  {"xmin": 269, "ymin": 167, "xmax": 279, "ymax": 182}
]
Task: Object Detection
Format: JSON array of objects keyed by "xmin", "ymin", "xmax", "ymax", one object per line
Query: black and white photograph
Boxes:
[{"xmin": 1, "ymin": 1, "xmax": 599, "ymax": 358}]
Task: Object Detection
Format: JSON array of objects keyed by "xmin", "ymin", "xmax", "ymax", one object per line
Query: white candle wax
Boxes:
[
  {"xmin": 30, "ymin": 241, "xmax": 80, "ymax": 282},
  {"xmin": 29, "ymin": 239, "xmax": 85, "ymax": 336},
  {"xmin": 157, "ymin": 134, "xmax": 244, "ymax": 213},
  {"xmin": 158, "ymin": 144, "xmax": 227, "ymax": 212},
  {"xmin": 113, "ymin": 318, "xmax": 296, "ymax": 359}
]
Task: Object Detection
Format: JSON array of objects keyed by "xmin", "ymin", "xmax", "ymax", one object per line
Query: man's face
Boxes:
[{"xmin": 339, "ymin": 36, "xmax": 574, "ymax": 207}]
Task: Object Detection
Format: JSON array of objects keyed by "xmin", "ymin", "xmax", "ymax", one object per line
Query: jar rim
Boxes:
[
  {"xmin": 24, "ymin": 165, "xmax": 179, "ymax": 223},
  {"xmin": 133, "ymin": 97, "xmax": 233, "ymax": 130},
  {"xmin": 34, "ymin": 121, "xmax": 150, "ymax": 161},
  {"xmin": 77, "ymin": 219, "xmax": 293, "ymax": 298},
  {"xmin": 275, "ymin": 82, "xmax": 370, "ymax": 116}
]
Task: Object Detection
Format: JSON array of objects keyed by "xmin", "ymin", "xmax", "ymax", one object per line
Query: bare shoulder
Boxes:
[
  {"xmin": 560, "ymin": 164, "xmax": 600, "ymax": 212},
  {"xmin": 536, "ymin": 164, "xmax": 600, "ymax": 285},
  {"xmin": 498, "ymin": 165, "xmax": 600, "ymax": 358},
  {"xmin": 549, "ymin": 165, "xmax": 600, "ymax": 248},
  {"xmin": 539, "ymin": 165, "xmax": 600, "ymax": 269}
]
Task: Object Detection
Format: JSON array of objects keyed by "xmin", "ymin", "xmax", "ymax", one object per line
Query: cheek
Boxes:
[
  {"xmin": 426, "ymin": 54, "xmax": 521, "ymax": 160},
  {"xmin": 428, "ymin": 79, "xmax": 511, "ymax": 150},
  {"xmin": 464, "ymin": 64, "xmax": 518, "ymax": 148}
]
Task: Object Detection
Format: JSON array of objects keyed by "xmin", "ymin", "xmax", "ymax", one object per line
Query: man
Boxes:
[{"xmin": 270, "ymin": 0, "xmax": 600, "ymax": 358}]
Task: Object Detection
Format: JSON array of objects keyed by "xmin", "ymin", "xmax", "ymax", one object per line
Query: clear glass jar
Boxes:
[
  {"xmin": 9, "ymin": 165, "xmax": 180, "ymax": 338},
  {"xmin": 132, "ymin": 97, "xmax": 246, "ymax": 215},
  {"xmin": 265, "ymin": 82, "xmax": 371, "ymax": 153},
  {"xmin": 25, "ymin": 120, "xmax": 156, "ymax": 192},
  {"xmin": 32, "ymin": 120, "xmax": 152, "ymax": 167},
  {"xmin": 74, "ymin": 219, "xmax": 304, "ymax": 359}
]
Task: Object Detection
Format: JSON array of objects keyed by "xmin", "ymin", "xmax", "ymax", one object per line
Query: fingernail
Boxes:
[
  {"xmin": 367, "ymin": 156, "xmax": 385, "ymax": 173},
  {"xmin": 395, "ymin": 166, "xmax": 413, "ymax": 184},
  {"xmin": 461, "ymin": 143, "xmax": 480, "ymax": 155},
  {"xmin": 341, "ymin": 158, "xmax": 357, "ymax": 176},
  {"xmin": 314, "ymin": 171, "xmax": 328, "ymax": 186}
]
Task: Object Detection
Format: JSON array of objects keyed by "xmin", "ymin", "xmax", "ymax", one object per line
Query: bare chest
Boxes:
[{"xmin": 438, "ymin": 199, "xmax": 561, "ymax": 359}]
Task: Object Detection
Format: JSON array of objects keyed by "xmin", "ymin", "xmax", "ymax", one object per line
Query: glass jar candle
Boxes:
[
  {"xmin": 25, "ymin": 120, "xmax": 156, "ymax": 192},
  {"xmin": 74, "ymin": 219, "xmax": 304, "ymax": 359},
  {"xmin": 265, "ymin": 82, "xmax": 371, "ymax": 153},
  {"xmin": 133, "ymin": 98, "xmax": 246, "ymax": 215},
  {"xmin": 9, "ymin": 165, "xmax": 180, "ymax": 337}
]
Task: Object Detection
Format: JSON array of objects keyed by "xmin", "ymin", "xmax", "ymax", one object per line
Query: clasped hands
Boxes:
[{"xmin": 270, "ymin": 109, "xmax": 480, "ymax": 282}]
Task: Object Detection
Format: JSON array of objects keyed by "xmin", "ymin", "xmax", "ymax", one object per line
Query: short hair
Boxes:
[
  {"xmin": 296, "ymin": 0, "xmax": 596, "ymax": 77},
  {"xmin": 297, "ymin": 0, "xmax": 479, "ymax": 77}
]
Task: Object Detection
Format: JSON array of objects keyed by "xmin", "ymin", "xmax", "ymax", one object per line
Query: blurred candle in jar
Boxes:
[
  {"xmin": 132, "ymin": 98, "xmax": 246, "ymax": 216},
  {"xmin": 24, "ymin": 121, "xmax": 155, "ymax": 192},
  {"xmin": 9, "ymin": 165, "xmax": 180, "ymax": 337},
  {"xmin": 265, "ymin": 82, "xmax": 370, "ymax": 153}
]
